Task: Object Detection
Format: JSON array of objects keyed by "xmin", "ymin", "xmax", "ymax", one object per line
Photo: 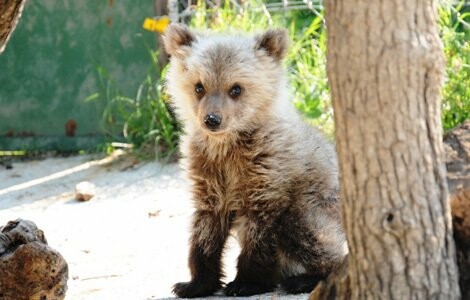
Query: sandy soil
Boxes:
[{"xmin": 0, "ymin": 152, "xmax": 309, "ymax": 300}]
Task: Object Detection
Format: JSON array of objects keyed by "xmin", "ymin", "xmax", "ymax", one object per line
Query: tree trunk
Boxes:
[
  {"xmin": 310, "ymin": 121, "xmax": 470, "ymax": 299},
  {"xmin": 324, "ymin": 0, "xmax": 460, "ymax": 298},
  {"xmin": 0, "ymin": 0, "xmax": 27, "ymax": 54}
]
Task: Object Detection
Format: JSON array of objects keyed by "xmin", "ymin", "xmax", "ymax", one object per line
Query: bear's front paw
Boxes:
[
  {"xmin": 173, "ymin": 280, "xmax": 221, "ymax": 298},
  {"xmin": 224, "ymin": 279, "xmax": 276, "ymax": 296}
]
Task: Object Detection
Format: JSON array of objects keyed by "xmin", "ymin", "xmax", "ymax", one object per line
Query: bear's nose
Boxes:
[{"xmin": 204, "ymin": 113, "xmax": 222, "ymax": 130}]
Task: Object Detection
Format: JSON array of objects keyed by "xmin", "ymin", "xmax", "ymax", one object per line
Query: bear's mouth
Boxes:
[{"xmin": 203, "ymin": 127, "xmax": 226, "ymax": 135}]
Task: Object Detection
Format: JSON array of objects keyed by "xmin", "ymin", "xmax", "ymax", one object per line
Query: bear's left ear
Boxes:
[
  {"xmin": 254, "ymin": 29, "xmax": 289, "ymax": 61},
  {"xmin": 163, "ymin": 23, "xmax": 196, "ymax": 59}
]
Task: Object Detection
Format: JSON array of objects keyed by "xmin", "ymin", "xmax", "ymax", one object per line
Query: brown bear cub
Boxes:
[{"xmin": 163, "ymin": 24, "xmax": 347, "ymax": 298}]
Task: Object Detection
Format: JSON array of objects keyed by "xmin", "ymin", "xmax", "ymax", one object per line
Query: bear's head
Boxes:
[{"xmin": 163, "ymin": 24, "xmax": 289, "ymax": 137}]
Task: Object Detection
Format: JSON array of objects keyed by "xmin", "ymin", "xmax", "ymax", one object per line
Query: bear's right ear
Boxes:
[
  {"xmin": 163, "ymin": 23, "xmax": 196, "ymax": 59},
  {"xmin": 254, "ymin": 29, "xmax": 288, "ymax": 61}
]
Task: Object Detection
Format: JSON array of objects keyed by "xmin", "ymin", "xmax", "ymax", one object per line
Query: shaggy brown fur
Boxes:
[{"xmin": 163, "ymin": 23, "xmax": 347, "ymax": 298}]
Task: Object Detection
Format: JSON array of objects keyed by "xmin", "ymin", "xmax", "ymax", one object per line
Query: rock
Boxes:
[
  {"xmin": 75, "ymin": 181, "xmax": 96, "ymax": 201},
  {"xmin": 0, "ymin": 219, "xmax": 68, "ymax": 300}
]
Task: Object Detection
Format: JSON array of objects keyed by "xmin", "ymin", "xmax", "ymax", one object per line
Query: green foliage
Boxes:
[
  {"xmin": 92, "ymin": 51, "xmax": 179, "ymax": 161},
  {"xmin": 191, "ymin": 0, "xmax": 270, "ymax": 31},
  {"xmin": 287, "ymin": 17, "xmax": 333, "ymax": 134},
  {"xmin": 439, "ymin": 1, "xmax": 470, "ymax": 132}
]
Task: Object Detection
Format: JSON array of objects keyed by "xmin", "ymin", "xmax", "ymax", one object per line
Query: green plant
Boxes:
[
  {"xmin": 90, "ymin": 51, "xmax": 179, "ymax": 161},
  {"xmin": 191, "ymin": 0, "xmax": 270, "ymax": 31},
  {"xmin": 439, "ymin": 1, "xmax": 470, "ymax": 132},
  {"xmin": 287, "ymin": 15, "xmax": 334, "ymax": 135}
]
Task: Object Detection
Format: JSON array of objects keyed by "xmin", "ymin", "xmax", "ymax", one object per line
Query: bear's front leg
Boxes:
[
  {"xmin": 173, "ymin": 210, "xmax": 230, "ymax": 298},
  {"xmin": 224, "ymin": 213, "xmax": 280, "ymax": 296}
]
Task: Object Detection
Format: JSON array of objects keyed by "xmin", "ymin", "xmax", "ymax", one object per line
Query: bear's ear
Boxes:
[
  {"xmin": 254, "ymin": 29, "xmax": 289, "ymax": 61},
  {"xmin": 163, "ymin": 23, "xmax": 196, "ymax": 59}
]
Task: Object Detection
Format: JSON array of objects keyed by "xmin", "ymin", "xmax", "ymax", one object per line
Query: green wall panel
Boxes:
[{"xmin": 0, "ymin": 0, "xmax": 156, "ymax": 150}]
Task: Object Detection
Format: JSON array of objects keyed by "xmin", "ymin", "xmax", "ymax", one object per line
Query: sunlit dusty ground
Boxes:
[{"xmin": 0, "ymin": 153, "xmax": 308, "ymax": 300}]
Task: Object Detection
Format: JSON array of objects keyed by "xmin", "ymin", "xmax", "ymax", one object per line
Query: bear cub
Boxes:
[{"xmin": 163, "ymin": 24, "xmax": 347, "ymax": 298}]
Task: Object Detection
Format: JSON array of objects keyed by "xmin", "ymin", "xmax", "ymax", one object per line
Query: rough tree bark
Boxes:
[
  {"xmin": 0, "ymin": 0, "xmax": 27, "ymax": 54},
  {"xmin": 324, "ymin": 0, "xmax": 460, "ymax": 298}
]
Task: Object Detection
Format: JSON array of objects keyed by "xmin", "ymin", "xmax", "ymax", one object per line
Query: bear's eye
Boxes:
[
  {"xmin": 195, "ymin": 83, "xmax": 205, "ymax": 95},
  {"xmin": 229, "ymin": 84, "xmax": 242, "ymax": 98}
]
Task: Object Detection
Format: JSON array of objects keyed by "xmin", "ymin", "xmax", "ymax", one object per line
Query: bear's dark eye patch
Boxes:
[
  {"xmin": 229, "ymin": 84, "xmax": 242, "ymax": 98},
  {"xmin": 195, "ymin": 82, "xmax": 205, "ymax": 96}
]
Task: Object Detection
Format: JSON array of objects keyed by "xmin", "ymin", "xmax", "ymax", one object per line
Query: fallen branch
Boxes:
[{"xmin": 0, "ymin": 0, "xmax": 27, "ymax": 54}]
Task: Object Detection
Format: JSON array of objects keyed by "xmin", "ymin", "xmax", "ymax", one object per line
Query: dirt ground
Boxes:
[{"xmin": 0, "ymin": 152, "xmax": 309, "ymax": 300}]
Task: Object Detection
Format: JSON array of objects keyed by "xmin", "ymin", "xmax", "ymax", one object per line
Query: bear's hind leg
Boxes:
[
  {"xmin": 277, "ymin": 206, "xmax": 346, "ymax": 294},
  {"xmin": 224, "ymin": 215, "xmax": 280, "ymax": 296}
]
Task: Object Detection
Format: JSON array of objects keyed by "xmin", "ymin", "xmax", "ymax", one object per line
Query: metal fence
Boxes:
[
  {"xmin": 158, "ymin": 0, "xmax": 324, "ymax": 23},
  {"xmin": 157, "ymin": 0, "xmax": 470, "ymax": 22}
]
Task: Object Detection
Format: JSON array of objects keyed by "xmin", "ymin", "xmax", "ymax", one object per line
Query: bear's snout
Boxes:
[{"xmin": 204, "ymin": 113, "xmax": 222, "ymax": 131}]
